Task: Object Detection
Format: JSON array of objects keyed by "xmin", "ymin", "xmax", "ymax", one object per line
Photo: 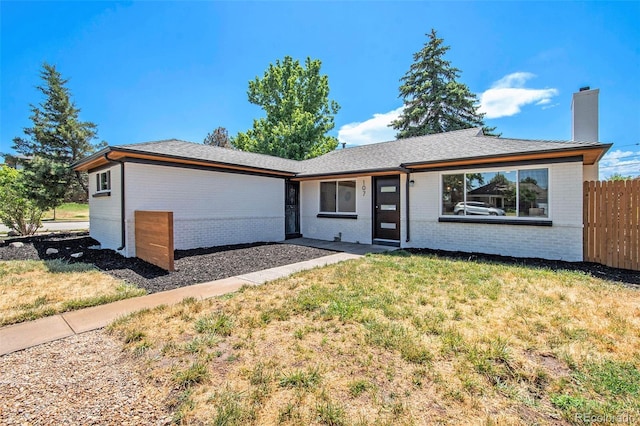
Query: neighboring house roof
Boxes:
[
  {"xmin": 468, "ymin": 180, "xmax": 548, "ymax": 200},
  {"xmin": 73, "ymin": 128, "xmax": 612, "ymax": 178},
  {"xmin": 467, "ymin": 180, "xmax": 515, "ymax": 196},
  {"xmin": 2, "ymin": 154, "xmax": 32, "ymax": 168}
]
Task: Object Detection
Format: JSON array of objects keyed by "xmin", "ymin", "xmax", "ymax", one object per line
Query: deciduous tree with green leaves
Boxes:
[
  {"xmin": 233, "ymin": 56, "xmax": 340, "ymax": 160},
  {"xmin": 607, "ymin": 173, "xmax": 633, "ymax": 181},
  {"xmin": 391, "ymin": 29, "xmax": 493, "ymax": 138},
  {"xmin": 12, "ymin": 63, "xmax": 102, "ymax": 210},
  {"xmin": 0, "ymin": 166, "xmax": 43, "ymax": 236}
]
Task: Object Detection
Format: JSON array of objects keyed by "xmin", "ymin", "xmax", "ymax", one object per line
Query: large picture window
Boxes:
[
  {"xmin": 442, "ymin": 168, "xmax": 548, "ymax": 218},
  {"xmin": 320, "ymin": 180, "xmax": 356, "ymax": 213}
]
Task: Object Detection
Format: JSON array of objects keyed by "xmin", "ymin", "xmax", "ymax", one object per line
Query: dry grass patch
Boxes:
[
  {"xmin": 108, "ymin": 252, "xmax": 640, "ymax": 425},
  {"xmin": 42, "ymin": 202, "xmax": 89, "ymax": 221},
  {"xmin": 0, "ymin": 259, "xmax": 145, "ymax": 325}
]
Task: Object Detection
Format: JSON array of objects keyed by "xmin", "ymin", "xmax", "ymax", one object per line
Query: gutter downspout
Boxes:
[
  {"xmin": 405, "ymin": 171, "xmax": 411, "ymax": 243},
  {"xmin": 104, "ymin": 153, "xmax": 126, "ymax": 251}
]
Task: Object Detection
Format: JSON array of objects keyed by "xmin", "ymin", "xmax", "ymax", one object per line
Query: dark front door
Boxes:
[
  {"xmin": 285, "ymin": 180, "xmax": 301, "ymax": 239},
  {"xmin": 374, "ymin": 176, "xmax": 401, "ymax": 241}
]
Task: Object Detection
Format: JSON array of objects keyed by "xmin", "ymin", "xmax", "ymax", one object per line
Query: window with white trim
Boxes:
[
  {"xmin": 320, "ymin": 180, "xmax": 356, "ymax": 213},
  {"xmin": 96, "ymin": 171, "xmax": 111, "ymax": 192},
  {"xmin": 441, "ymin": 168, "xmax": 548, "ymax": 218}
]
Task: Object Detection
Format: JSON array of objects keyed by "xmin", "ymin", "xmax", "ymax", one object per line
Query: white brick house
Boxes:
[{"xmin": 74, "ymin": 90, "xmax": 610, "ymax": 262}]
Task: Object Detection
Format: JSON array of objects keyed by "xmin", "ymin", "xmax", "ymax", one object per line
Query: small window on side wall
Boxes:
[{"xmin": 96, "ymin": 171, "xmax": 111, "ymax": 192}]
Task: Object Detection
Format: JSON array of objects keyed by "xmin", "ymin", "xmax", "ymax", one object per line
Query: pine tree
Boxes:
[
  {"xmin": 391, "ymin": 29, "xmax": 491, "ymax": 138},
  {"xmin": 203, "ymin": 126, "xmax": 232, "ymax": 148},
  {"xmin": 12, "ymin": 63, "xmax": 100, "ymax": 209}
]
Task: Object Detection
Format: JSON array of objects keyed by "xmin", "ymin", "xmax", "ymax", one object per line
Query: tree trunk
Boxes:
[{"xmin": 75, "ymin": 170, "xmax": 89, "ymax": 193}]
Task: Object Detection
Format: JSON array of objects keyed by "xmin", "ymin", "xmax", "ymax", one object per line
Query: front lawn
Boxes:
[
  {"xmin": 0, "ymin": 260, "xmax": 146, "ymax": 326},
  {"xmin": 42, "ymin": 202, "xmax": 89, "ymax": 221},
  {"xmin": 109, "ymin": 252, "xmax": 640, "ymax": 425}
]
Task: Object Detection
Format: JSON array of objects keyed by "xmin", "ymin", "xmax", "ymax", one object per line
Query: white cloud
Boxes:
[
  {"xmin": 478, "ymin": 72, "xmax": 558, "ymax": 119},
  {"xmin": 491, "ymin": 72, "xmax": 535, "ymax": 89},
  {"xmin": 599, "ymin": 149, "xmax": 640, "ymax": 178},
  {"xmin": 541, "ymin": 103, "xmax": 560, "ymax": 110},
  {"xmin": 337, "ymin": 106, "xmax": 403, "ymax": 146}
]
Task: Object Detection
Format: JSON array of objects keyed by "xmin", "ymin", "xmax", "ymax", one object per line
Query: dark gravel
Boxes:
[
  {"xmin": 0, "ymin": 233, "xmax": 335, "ymax": 293},
  {"xmin": 1, "ymin": 233, "xmax": 637, "ymax": 292}
]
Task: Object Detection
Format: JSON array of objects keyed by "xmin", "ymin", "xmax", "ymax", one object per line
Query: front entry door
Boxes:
[
  {"xmin": 374, "ymin": 176, "xmax": 401, "ymax": 241},
  {"xmin": 285, "ymin": 180, "xmax": 301, "ymax": 239}
]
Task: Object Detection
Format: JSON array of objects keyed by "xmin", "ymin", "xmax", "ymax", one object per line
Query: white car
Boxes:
[{"xmin": 454, "ymin": 202, "xmax": 505, "ymax": 216}]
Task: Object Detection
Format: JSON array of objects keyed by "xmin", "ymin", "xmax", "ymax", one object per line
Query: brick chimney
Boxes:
[{"xmin": 571, "ymin": 87, "xmax": 599, "ymax": 142}]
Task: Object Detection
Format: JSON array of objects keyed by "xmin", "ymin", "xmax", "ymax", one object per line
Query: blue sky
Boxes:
[{"xmin": 1, "ymin": 1, "xmax": 639, "ymax": 178}]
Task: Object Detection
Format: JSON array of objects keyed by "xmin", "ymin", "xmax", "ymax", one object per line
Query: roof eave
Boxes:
[
  {"xmin": 74, "ymin": 146, "xmax": 297, "ymax": 177},
  {"xmin": 72, "ymin": 147, "xmax": 113, "ymax": 171},
  {"xmin": 402, "ymin": 144, "xmax": 613, "ymax": 170}
]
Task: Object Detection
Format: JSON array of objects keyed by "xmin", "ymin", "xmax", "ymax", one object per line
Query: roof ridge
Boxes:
[
  {"xmin": 304, "ymin": 127, "xmax": 483, "ymax": 163},
  {"xmin": 487, "ymin": 135, "xmax": 604, "ymax": 145},
  {"xmin": 119, "ymin": 138, "xmax": 194, "ymax": 147}
]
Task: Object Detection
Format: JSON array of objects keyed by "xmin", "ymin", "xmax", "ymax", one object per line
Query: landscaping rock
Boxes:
[
  {"xmin": 9, "ymin": 242, "xmax": 24, "ymax": 248},
  {"xmin": 7, "ymin": 230, "xmax": 19, "ymax": 237},
  {"xmin": 46, "ymin": 248, "xmax": 59, "ymax": 255},
  {"xmin": 70, "ymin": 252, "xmax": 84, "ymax": 258}
]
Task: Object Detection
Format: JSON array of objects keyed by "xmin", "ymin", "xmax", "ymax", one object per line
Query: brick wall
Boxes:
[
  {"xmin": 88, "ymin": 165, "xmax": 123, "ymax": 250},
  {"xmin": 300, "ymin": 177, "xmax": 374, "ymax": 244},
  {"xmin": 89, "ymin": 160, "xmax": 586, "ymax": 261},
  {"xmin": 122, "ymin": 163, "xmax": 285, "ymax": 257},
  {"xmin": 406, "ymin": 162, "xmax": 584, "ymax": 261}
]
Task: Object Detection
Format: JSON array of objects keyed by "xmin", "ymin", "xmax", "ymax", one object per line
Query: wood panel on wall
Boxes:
[{"xmin": 134, "ymin": 210, "xmax": 174, "ymax": 271}]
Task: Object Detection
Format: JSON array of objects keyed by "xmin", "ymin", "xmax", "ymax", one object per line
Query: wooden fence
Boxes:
[
  {"xmin": 583, "ymin": 180, "xmax": 639, "ymax": 271},
  {"xmin": 134, "ymin": 210, "xmax": 174, "ymax": 271}
]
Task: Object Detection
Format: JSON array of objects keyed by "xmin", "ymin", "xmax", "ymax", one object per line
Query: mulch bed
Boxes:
[
  {"xmin": 0, "ymin": 233, "xmax": 335, "ymax": 293},
  {"xmin": 1, "ymin": 233, "xmax": 637, "ymax": 293},
  {"xmin": 404, "ymin": 248, "xmax": 640, "ymax": 287}
]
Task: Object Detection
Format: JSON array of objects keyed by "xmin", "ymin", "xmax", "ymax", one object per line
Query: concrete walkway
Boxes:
[{"xmin": 0, "ymin": 250, "xmax": 365, "ymax": 356}]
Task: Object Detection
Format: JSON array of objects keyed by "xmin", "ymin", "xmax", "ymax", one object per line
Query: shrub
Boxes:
[{"xmin": 0, "ymin": 165, "xmax": 43, "ymax": 235}]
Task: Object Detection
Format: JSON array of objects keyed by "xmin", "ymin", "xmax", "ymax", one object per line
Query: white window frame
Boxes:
[
  {"xmin": 319, "ymin": 179, "xmax": 357, "ymax": 214},
  {"xmin": 96, "ymin": 170, "xmax": 111, "ymax": 193},
  {"xmin": 439, "ymin": 166, "xmax": 551, "ymax": 220}
]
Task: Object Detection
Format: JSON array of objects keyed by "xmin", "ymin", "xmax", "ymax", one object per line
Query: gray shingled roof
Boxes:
[
  {"xmin": 116, "ymin": 139, "xmax": 301, "ymax": 173},
  {"xmin": 82, "ymin": 128, "xmax": 607, "ymax": 177},
  {"xmin": 296, "ymin": 128, "xmax": 606, "ymax": 176}
]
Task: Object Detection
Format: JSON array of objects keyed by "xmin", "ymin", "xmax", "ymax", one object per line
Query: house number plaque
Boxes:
[{"xmin": 362, "ymin": 180, "xmax": 366, "ymax": 196}]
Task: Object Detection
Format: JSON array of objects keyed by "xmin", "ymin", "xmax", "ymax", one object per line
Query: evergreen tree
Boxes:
[
  {"xmin": 391, "ymin": 29, "xmax": 492, "ymax": 138},
  {"xmin": 12, "ymin": 63, "xmax": 100, "ymax": 209},
  {"xmin": 233, "ymin": 56, "xmax": 340, "ymax": 160},
  {"xmin": 203, "ymin": 126, "xmax": 232, "ymax": 148}
]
